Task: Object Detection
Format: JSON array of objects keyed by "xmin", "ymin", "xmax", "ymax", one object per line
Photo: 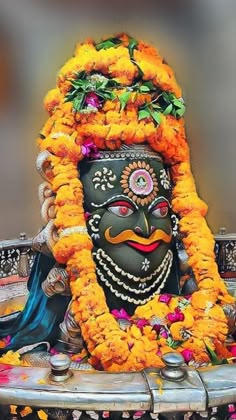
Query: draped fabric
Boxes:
[{"xmin": 0, "ymin": 253, "xmax": 71, "ymax": 353}]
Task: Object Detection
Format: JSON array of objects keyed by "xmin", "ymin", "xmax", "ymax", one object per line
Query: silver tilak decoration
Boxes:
[
  {"xmin": 88, "ymin": 214, "xmax": 101, "ymax": 240},
  {"xmin": 88, "ymin": 144, "xmax": 163, "ymax": 162},
  {"xmin": 96, "ymin": 269, "xmax": 171, "ymax": 305},
  {"xmin": 141, "ymin": 258, "xmax": 150, "ymax": 272},
  {"xmin": 92, "ymin": 167, "xmax": 116, "ymax": 190},
  {"xmin": 95, "ymin": 248, "xmax": 172, "ymax": 283},
  {"xmin": 95, "ymin": 251, "xmax": 173, "ymax": 295},
  {"xmin": 94, "ymin": 250, "xmax": 173, "ymax": 305}
]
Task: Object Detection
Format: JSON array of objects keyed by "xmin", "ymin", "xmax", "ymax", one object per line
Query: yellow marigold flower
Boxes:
[
  {"xmin": 169, "ymin": 322, "xmax": 186, "ymax": 341},
  {"xmin": 44, "ymin": 88, "xmax": 62, "ymax": 115},
  {"xmin": 0, "ymin": 351, "xmax": 22, "ymax": 365},
  {"xmin": 38, "ymin": 410, "xmax": 48, "ymax": 420},
  {"xmin": 109, "ymin": 56, "xmax": 137, "ymax": 85}
]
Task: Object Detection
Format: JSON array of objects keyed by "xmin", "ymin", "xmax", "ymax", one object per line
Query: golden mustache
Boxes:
[{"xmin": 105, "ymin": 227, "xmax": 172, "ymax": 245}]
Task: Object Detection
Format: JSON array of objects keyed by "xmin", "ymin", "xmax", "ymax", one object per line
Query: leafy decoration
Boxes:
[
  {"xmin": 65, "ymin": 74, "xmax": 117, "ymax": 112},
  {"xmin": 160, "ymin": 92, "xmax": 186, "ymax": 118},
  {"xmin": 65, "ymin": 69, "xmax": 185, "ymax": 118},
  {"xmin": 167, "ymin": 338, "xmax": 183, "ymax": 349},
  {"xmin": 119, "ymin": 91, "xmax": 132, "ymax": 111},
  {"xmin": 128, "ymin": 37, "xmax": 138, "ymax": 59},
  {"xmin": 138, "ymin": 103, "xmax": 161, "ymax": 126},
  {"xmin": 138, "ymin": 109, "xmax": 150, "ymax": 120},
  {"xmin": 95, "ymin": 37, "xmax": 122, "ymax": 51},
  {"xmin": 205, "ymin": 344, "xmax": 228, "ymax": 365}
]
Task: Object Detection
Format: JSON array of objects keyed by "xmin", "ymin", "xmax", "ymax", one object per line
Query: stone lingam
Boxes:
[{"xmin": 0, "ymin": 34, "xmax": 236, "ymax": 420}]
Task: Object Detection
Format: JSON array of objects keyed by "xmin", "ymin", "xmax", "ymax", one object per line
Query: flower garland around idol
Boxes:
[{"xmin": 2, "ymin": 34, "xmax": 235, "ymax": 371}]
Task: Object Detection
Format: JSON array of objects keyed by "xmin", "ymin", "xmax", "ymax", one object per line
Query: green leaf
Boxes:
[
  {"xmin": 108, "ymin": 91, "xmax": 117, "ymax": 101},
  {"xmin": 170, "ymin": 340, "xmax": 183, "ymax": 350},
  {"xmin": 173, "ymin": 98, "xmax": 184, "ymax": 108},
  {"xmin": 205, "ymin": 343, "xmax": 228, "ymax": 365},
  {"xmin": 119, "ymin": 91, "xmax": 131, "ymax": 111},
  {"xmin": 176, "ymin": 106, "xmax": 186, "ymax": 118},
  {"xmin": 72, "ymin": 93, "xmax": 85, "ymax": 111},
  {"xmin": 128, "ymin": 38, "xmax": 138, "ymax": 59},
  {"xmin": 139, "ymin": 85, "xmax": 151, "ymax": 93},
  {"xmin": 98, "ymin": 90, "xmax": 116, "ymax": 101},
  {"xmin": 107, "ymin": 79, "xmax": 120, "ymax": 88},
  {"xmin": 163, "ymin": 103, "xmax": 173, "ymax": 115},
  {"xmin": 143, "ymin": 81, "xmax": 155, "ymax": 91},
  {"xmin": 149, "ymin": 109, "xmax": 161, "ymax": 125},
  {"xmin": 74, "ymin": 71, "xmax": 86, "ymax": 80},
  {"xmin": 96, "ymin": 37, "xmax": 122, "ymax": 51},
  {"xmin": 64, "ymin": 91, "xmax": 77, "ymax": 102},
  {"xmin": 96, "ymin": 79, "xmax": 109, "ymax": 90},
  {"xmin": 71, "ymin": 79, "xmax": 86, "ymax": 87},
  {"xmin": 152, "ymin": 104, "xmax": 161, "ymax": 110},
  {"xmin": 161, "ymin": 92, "xmax": 171, "ymax": 102},
  {"xmin": 138, "ymin": 109, "xmax": 151, "ymax": 120}
]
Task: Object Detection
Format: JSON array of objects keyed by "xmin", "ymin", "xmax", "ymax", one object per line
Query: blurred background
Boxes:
[{"xmin": 0, "ymin": 0, "xmax": 235, "ymax": 238}]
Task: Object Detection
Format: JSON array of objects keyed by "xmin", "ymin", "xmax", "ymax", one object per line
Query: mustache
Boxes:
[{"xmin": 105, "ymin": 227, "xmax": 172, "ymax": 245}]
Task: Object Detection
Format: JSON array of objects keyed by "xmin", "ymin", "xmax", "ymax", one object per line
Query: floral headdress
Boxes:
[{"xmin": 37, "ymin": 34, "xmax": 234, "ymax": 371}]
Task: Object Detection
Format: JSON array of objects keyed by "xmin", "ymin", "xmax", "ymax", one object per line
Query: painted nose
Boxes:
[{"xmin": 134, "ymin": 211, "xmax": 151, "ymax": 238}]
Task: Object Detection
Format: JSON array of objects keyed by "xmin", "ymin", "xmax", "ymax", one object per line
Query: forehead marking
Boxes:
[
  {"xmin": 92, "ymin": 167, "xmax": 116, "ymax": 191},
  {"xmin": 120, "ymin": 161, "xmax": 159, "ymax": 206}
]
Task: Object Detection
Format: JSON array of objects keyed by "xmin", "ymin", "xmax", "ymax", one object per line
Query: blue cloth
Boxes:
[{"xmin": 0, "ymin": 253, "xmax": 70, "ymax": 353}]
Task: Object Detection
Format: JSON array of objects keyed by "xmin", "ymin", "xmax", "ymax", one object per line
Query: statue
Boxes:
[{"xmin": 0, "ymin": 33, "xmax": 235, "ymax": 376}]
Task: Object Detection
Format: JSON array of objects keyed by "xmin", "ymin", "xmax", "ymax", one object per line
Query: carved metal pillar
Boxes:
[{"xmin": 18, "ymin": 232, "xmax": 30, "ymax": 277}]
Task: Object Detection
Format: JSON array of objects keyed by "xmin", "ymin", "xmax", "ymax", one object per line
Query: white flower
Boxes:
[
  {"xmin": 80, "ymin": 104, "xmax": 98, "ymax": 114},
  {"xmin": 89, "ymin": 73, "xmax": 108, "ymax": 83}
]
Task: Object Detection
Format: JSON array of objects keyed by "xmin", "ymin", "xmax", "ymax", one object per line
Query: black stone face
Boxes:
[{"xmin": 80, "ymin": 153, "xmax": 179, "ymax": 312}]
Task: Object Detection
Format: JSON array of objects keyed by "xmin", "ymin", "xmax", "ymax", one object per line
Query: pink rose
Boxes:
[
  {"xmin": 85, "ymin": 92, "xmax": 102, "ymax": 108},
  {"xmin": 181, "ymin": 349, "xmax": 193, "ymax": 363},
  {"xmin": 167, "ymin": 307, "xmax": 185, "ymax": 323},
  {"xmin": 160, "ymin": 327, "xmax": 168, "ymax": 339},
  {"xmin": 81, "ymin": 138, "xmax": 100, "ymax": 158},
  {"xmin": 159, "ymin": 294, "xmax": 172, "ymax": 304},
  {"xmin": 136, "ymin": 319, "xmax": 149, "ymax": 330},
  {"xmin": 230, "ymin": 345, "xmax": 236, "ymax": 357},
  {"xmin": 111, "ymin": 308, "xmax": 131, "ymax": 321},
  {"xmin": 152, "ymin": 324, "xmax": 161, "ymax": 334}
]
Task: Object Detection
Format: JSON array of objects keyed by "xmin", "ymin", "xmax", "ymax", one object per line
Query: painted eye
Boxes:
[
  {"xmin": 108, "ymin": 201, "xmax": 134, "ymax": 218},
  {"xmin": 151, "ymin": 202, "xmax": 169, "ymax": 218}
]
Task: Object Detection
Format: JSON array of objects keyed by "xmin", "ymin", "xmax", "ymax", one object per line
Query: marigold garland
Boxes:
[
  {"xmin": 38, "ymin": 33, "xmax": 235, "ymax": 371},
  {"xmin": 3, "ymin": 34, "xmax": 235, "ymax": 371}
]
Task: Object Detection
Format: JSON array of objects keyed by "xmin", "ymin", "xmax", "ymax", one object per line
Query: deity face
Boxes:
[{"xmin": 80, "ymin": 148, "xmax": 175, "ymax": 305}]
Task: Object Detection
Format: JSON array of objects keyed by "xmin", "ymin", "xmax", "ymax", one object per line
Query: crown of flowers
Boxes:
[{"xmin": 35, "ymin": 34, "xmax": 235, "ymax": 371}]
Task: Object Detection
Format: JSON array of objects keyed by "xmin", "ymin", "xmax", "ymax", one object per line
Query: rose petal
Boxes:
[
  {"xmin": 159, "ymin": 294, "xmax": 172, "ymax": 304},
  {"xmin": 181, "ymin": 349, "xmax": 193, "ymax": 363}
]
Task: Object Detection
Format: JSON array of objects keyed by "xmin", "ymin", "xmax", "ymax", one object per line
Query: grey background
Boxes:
[{"xmin": 0, "ymin": 0, "xmax": 235, "ymax": 238}]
